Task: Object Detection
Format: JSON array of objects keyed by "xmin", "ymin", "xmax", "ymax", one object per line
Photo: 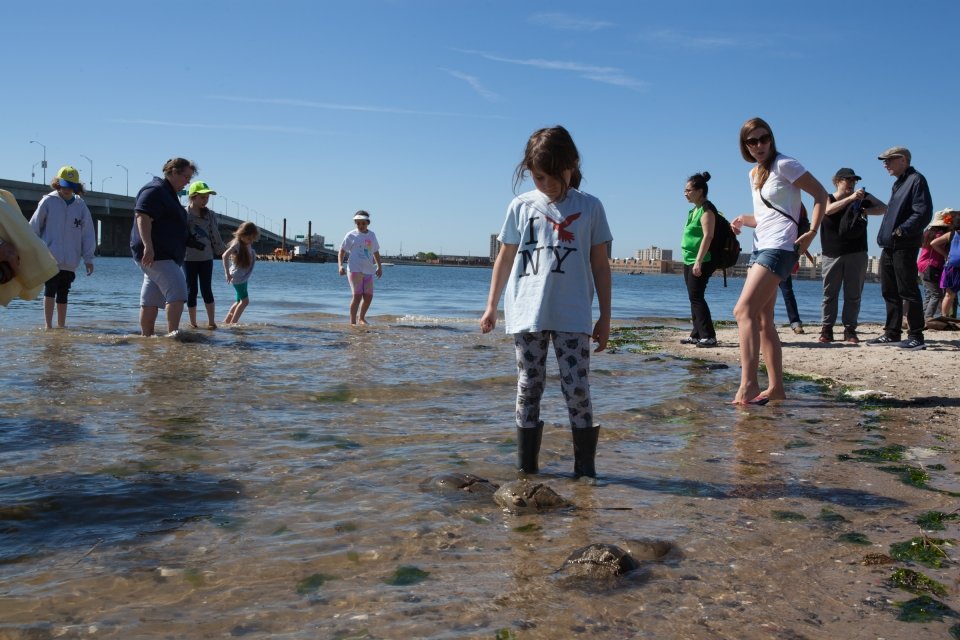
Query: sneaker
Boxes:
[
  {"xmin": 898, "ymin": 337, "xmax": 927, "ymax": 351},
  {"xmin": 791, "ymin": 323, "xmax": 805, "ymax": 334},
  {"xmin": 695, "ymin": 338, "xmax": 718, "ymax": 348},
  {"xmin": 865, "ymin": 335, "xmax": 899, "ymax": 346},
  {"xmin": 680, "ymin": 337, "xmax": 698, "ymax": 345},
  {"xmin": 843, "ymin": 331, "xmax": 859, "ymax": 344}
]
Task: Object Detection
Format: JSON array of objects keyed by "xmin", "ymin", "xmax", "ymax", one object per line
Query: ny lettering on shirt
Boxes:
[{"xmin": 519, "ymin": 212, "xmax": 580, "ymax": 276}]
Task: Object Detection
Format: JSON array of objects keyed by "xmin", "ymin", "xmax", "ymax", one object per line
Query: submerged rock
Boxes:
[
  {"xmin": 492, "ymin": 480, "xmax": 571, "ymax": 514},
  {"xmin": 420, "ymin": 473, "xmax": 499, "ymax": 498},
  {"xmin": 553, "ymin": 541, "xmax": 678, "ymax": 590},
  {"xmin": 562, "ymin": 543, "xmax": 640, "ymax": 577},
  {"xmin": 167, "ymin": 329, "xmax": 210, "ymax": 343}
]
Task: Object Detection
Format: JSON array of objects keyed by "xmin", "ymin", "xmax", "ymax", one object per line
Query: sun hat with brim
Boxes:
[
  {"xmin": 56, "ymin": 165, "xmax": 82, "ymax": 190},
  {"xmin": 929, "ymin": 208, "xmax": 956, "ymax": 228},
  {"xmin": 188, "ymin": 181, "xmax": 217, "ymax": 196},
  {"xmin": 877, "ymin": 146, "xmax": 909, "ymax": 160}
]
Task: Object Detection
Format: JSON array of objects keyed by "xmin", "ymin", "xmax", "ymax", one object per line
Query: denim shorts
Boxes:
[
  {"xmin": 138, "ymin": 259, "xmax": 188, "ymax": 307},
  {"xmin": 750, "ymin": 248, "xmax": 798, "ymax": 281}
]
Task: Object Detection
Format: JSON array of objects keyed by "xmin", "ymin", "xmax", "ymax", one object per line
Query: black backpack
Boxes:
[{"xmin": 707, "ymin": 208, "xmax": 741, "ymax": 286}]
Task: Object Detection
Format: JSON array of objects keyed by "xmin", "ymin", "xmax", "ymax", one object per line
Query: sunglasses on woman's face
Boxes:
[{"xmin": 744, "ymin": 134, "xmax": 772, "ymax": 148}]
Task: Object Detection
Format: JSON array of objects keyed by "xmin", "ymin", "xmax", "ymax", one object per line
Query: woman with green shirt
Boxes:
[{"xmin": 680, "ymin": 171, "xmax": 718, "ymax": 347}]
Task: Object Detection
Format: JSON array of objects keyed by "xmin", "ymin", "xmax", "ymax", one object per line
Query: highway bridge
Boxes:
[{"xmin": 0, "ymin": 178, "xmax": 336, "ymax": 259}]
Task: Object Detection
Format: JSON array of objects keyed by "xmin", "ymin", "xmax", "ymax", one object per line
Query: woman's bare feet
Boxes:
[{"xmin": 731, "ymin": 384, "xmax": 762, "ymax": 405}]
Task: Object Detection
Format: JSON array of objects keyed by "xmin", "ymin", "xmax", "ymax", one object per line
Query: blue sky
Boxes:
[{"xmin": 4, "ymin": 0, "xmax": 958, "ymax": 258}]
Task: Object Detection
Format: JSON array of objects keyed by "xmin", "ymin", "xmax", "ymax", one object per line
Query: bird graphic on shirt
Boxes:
[{"xmin": 541, "ymin": 212, "xmax": 581, "ymax": 243}]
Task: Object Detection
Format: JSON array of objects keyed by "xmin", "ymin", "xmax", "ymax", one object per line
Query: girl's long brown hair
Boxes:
[
  {"xmin": 230, "ymin": 222, "xmax": 259, "ymax": 269},
  {"xmin": 514, "ymin": 125, "xmax": 583, "ymax": 202},
  {"xmin": 739, "ymin": 117, "xmax": 778, "ymax": 191}
]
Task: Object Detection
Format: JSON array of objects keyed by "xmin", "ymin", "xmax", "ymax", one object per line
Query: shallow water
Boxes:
[{"xmin": 0, "ymin": 262, "xmax": 957, "ymax": 639}]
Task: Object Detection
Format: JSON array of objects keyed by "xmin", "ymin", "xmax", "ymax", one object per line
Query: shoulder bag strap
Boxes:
[{"xmin": 758, "ymin": 192, "xmax": 798, "ymax": 226}]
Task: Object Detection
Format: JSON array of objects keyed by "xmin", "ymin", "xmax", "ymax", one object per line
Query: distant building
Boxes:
[
  {"xmin": 635, "ymin": 246, "xmax": 673, "ymax": 262},
  {"xmin": 490, "ymin": 234, "xmax": 501, "ymax": 261}
]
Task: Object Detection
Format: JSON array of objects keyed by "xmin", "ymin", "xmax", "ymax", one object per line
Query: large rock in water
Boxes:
[
  {"xmin": 562, "ymin": 543, "xmax": 640, "ymax": 577},
  {"xmin": 553, "ymin": 541, "xmax": 679, "ymax": 590},
  {"xmin": 492, "ymin": 479, "xmax": 571, "ymax": 514}
]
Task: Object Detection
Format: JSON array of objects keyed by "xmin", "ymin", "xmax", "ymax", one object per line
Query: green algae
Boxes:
[
  {"xmin": 917, "ymin": 511, "xmax": 960, "ymax": 531},
  {"xmin": 512, "ymin": 523, "xmax": 541, "ymax": 533},
  {"xmin": 889, "ymin": 568, "xmax": 948, "ymax": 597},
  {"xmin": 607, "ymin": 326, "xmax": 654, "ymax": 351},
  {"xmin": 296, "ymin": 572, "xmax": 337, "ymax": 595},
  {"xmin": 837, "ymin": 532, "xmax": 871, "ymax": 546},
  {"xmin": 877, "ymin": 465, "xmax": 930, "ymax": 489},
  {"xmin": 818, "ymin": 509, "xmax": 849, "ymax": 524},
  {"xmin": 771, "ymin": 510, "xmax": 806, "ymax": 522},
  {"xmin": 495, "ymin": 630, "xmax": 518, "ymax": 640},
  {"xmin": 889, "ymin": 537, "xmax": 952, "ymax": 568},
  {"xmin": 849, "ymin": 444, "xmax": 907, "ymax": 462},
  {"xmin": 896, "ymin": 595, "xmax": 957, "ymax": 623},
  {"xmin": 183, "ymin": 567, "xmax": 205, "ymax": 587},
  {"xmin": 312, "ymin": 387, "xmax": 355, "ymax": 403},
  {"xmin": 385, "ymin": 565, "xmax": 430, "ymax": 586}
]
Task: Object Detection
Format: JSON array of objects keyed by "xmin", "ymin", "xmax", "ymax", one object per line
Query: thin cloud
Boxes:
[
  {"xmin": 639, "ymin": 28, "xmax": 744, "ymax": 49},
  {"xmin": 528, "ymin": 12, "xmax": 614, "ymax": 32},
  {"xmin": 110, "ymin": 118, "xmax": 323, "ymax": 135},
  {"xmin": 210, "ymin": 95, "xmax": 502, "ymax": 119},
  {"xmin": 442, "ymin": 69, "xmax": 501, "ymax": 102},
  {"xmin": 457, "ymin": 49, "xmax": 647, "ymax": 90}
]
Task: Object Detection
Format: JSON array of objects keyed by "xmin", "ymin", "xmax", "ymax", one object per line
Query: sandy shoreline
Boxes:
[{"xmin": 638, "ymin": 320, "xmax": 960, "ymax": 432}]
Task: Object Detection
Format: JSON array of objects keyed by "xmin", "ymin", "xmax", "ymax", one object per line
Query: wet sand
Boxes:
[{"xmin": 646, "ymin": 321, "xmax": 960, "ymax": 433}]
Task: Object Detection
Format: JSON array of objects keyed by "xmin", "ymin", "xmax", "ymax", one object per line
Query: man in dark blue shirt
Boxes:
[
  {"xmin": 131, "ymin": 158, "xmax": 195, "ymax": 336},
  {"xmin": 865, "ymin": 146, "xmax": 933, "ymax": 350}
]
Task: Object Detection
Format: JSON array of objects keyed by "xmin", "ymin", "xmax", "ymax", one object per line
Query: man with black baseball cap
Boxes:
[{"xmin": 865, "ymin": 147, "xmax": 933, "ymax": 350}]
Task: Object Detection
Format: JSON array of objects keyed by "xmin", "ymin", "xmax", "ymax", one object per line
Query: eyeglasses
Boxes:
[{"xmin": 744, "ymin": 134, "xmax": 772, "ymax": 148}]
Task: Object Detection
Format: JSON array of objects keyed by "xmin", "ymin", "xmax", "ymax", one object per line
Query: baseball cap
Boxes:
[
  {"xmin": 833, "ymin": 167, "xmax": 861, "ymax": 181},
  {"xmin": 877, "ymin": 146, "xmax": 909, "ymax": 160},
  {"xmin": 188, "ymin": 181, "xmax": 217, "ymax": 196},
  {"xmin": 56, "ymin": 165, "xmax": 82, "ymax": 190}
]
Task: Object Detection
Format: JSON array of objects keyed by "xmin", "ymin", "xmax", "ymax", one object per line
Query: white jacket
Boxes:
[{"xmin": 29, "ymin": 192, "xmax": 96, "ymax": 271}]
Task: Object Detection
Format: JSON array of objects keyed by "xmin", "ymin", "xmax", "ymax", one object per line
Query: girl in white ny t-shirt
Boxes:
[
  {"xmin": 480, "ymin": 125, "xmax": 612, "ymax": 483},
  {"xmin": 730, "ymin": 117, "xmax": 828, "ymax": 406}
]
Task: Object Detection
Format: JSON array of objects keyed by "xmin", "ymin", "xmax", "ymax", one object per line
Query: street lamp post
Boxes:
[
  {"xmin": 218, "ymin": 195, "xmax": 228, "ymax": 214},
  {"xmin": 29, "ymin": 140, "xmax": 47, "ymax": 183},
  {"xmin": 101, "ymin": 176, "xmax": 112, "ymax": 192},
  {"xmin": 231, "ymin": 200, "xmax": 241, "ymax": 219},
  {"xmin": 80, "ymin": 154, "xmax": 93, "ymax": 190},
  {"xmin": 116, "ymin": 164, "xmax": 129, "ymax": 196}
]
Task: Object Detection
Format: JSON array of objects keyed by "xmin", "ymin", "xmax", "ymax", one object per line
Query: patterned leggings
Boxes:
[{"xmin": 513, "ymin": 331, "xmax": 593, "ymax": 430}]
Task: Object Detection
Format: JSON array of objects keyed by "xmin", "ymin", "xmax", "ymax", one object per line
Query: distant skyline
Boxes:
[{"xmin": 4, "ymin": 0, "xmax": 958, "ymax": 258}]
